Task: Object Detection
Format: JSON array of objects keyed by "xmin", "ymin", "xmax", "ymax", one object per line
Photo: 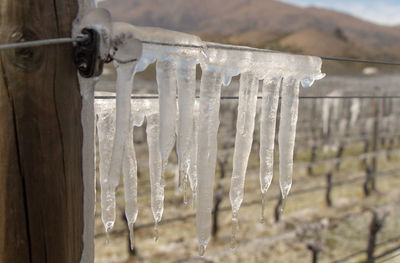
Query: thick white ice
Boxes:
[
  {"xmin": 133, "ymin": 27, "xmax": 202, "ymax": 189},
  {"xmin": 188, "ymin": 100, "xmax": 200, "ymax": 206},
  {"xmin": 196, "ymin": 47, "xmax": 252, "ymax": 256},
  {"xmin": 229, "ymin": 71, "xmax": 259, "ymax": 248},
  {"xmin": 278, "ymin": 55, "xmax": 324, "ymax": 208},
  {"xmin": 95, "ymin": 100, "xmax": 117, "ymax": 232},
  {"xmin": 142, "ymin": 100, "xmax": 164, "ymax": 241},
  {"xmin": 123, "ymin": 100, "xmax": 146, "ymax": 250},
  {"xmin": 156, "ymin": 57, "xmax": 178, "ymax": 185},
  {"xmin": 99, "ymin": 22, "xmax": 142, "ymax": 234},
  {"xmin": 176, "ymin": 57, "xmax": 197, "ymax": 203},
  {"xmin": 259, "ymin": 76, "xmax": 282, "ymax": 222},
  {"xmin": 196, "ymin": 51, "xmax": 225, "ymax": 256}
]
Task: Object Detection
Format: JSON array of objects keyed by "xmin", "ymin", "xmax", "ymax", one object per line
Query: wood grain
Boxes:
[{"xmin": 0, "ymin": 0, "xmax": 83, "ymax": 262}]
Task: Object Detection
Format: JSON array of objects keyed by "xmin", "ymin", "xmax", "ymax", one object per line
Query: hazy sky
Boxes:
[{"xmin": 278, "ymin": 0, "xmax": 400, "ymax": 26}]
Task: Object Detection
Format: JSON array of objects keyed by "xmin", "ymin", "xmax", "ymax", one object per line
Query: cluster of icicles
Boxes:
[{"xmin": 80, "ymin": 8, "xmax": 325, "ymax": 256}]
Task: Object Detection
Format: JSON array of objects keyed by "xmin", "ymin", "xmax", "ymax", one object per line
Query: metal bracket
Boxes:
[{"xmin": 74, "ymin": 28, "xmax": 109, "ymax": 78}]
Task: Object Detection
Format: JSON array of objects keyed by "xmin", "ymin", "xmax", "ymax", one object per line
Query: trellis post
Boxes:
[{"xmin": 0, "ymin": 0, "xmax": 84, "ymax": 262}]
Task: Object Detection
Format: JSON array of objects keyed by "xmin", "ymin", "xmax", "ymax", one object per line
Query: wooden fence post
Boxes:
[{"xmin": 0, "ymin": 1, "xmax": 83, "ymax": 262}]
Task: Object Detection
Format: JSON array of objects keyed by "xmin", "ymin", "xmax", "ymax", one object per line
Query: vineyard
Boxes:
[{"xmin": 93, "ymin": 73, "xmax": 400, "ymax": 263}]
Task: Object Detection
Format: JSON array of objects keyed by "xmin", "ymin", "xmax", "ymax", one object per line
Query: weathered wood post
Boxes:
[{"xmin": 0, "ymin": 1, "xmax": 84, "ymax": 262}]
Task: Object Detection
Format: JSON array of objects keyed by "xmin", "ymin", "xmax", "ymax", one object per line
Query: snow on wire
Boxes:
[{"xmin": 78, "ymin": 8, "xmax": 325, "ymax": 257}]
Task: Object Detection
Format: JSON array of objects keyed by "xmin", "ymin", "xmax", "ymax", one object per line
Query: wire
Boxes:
[
  {"xmin": 376, "ymin": 252, "xmax": 400, "ymax": 263},
  {"xmin": 143, "ymin": 40, "xmax": 400, "ymax": 66},
  {"xmin": 94, "ymin": 95, "xmax": 400, "ymax": 100},
  {"xmin": 0, "ymin": 35, "xmax": 88, "ymax": 51},
  {"xmin": 2, "ymin": 35, "xmax": 400, "ymax": 66}
]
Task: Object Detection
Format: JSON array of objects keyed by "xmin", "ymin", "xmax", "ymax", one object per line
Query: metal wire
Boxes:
[
  {"xmin": 0, "ymin": 35, "xmax": 88, "ymax": 51},
  {"xmin": 1, "ymin": 35, "xmax": 400, "ymax": 66},
  {"xmin": 94, "ymin": 95, "xmax": 400, "ymax": 100},
  {"xmin": 143, "ymin": 40, "xmax": 400, "ymax": 66},
  {"xmin": 376, "ymin": 252, "xmax": 400, "ymax": 263}
]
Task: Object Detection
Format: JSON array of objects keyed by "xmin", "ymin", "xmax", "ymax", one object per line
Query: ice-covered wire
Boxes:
[
  {"xmin": 94, "ymin": 95, "xmax": 400, "ymax": 100},
  {"xmin": 2, "ymin": 36, "xmax": 400, "ymax": 66},
  {"xmin": 0, "ymin": 35, "xmax": 88, "ymax": 50}
]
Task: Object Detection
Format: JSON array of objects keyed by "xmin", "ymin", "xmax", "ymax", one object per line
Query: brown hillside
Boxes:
[{"xmin": 100, "ymin": 0, "xmax": 400, "ymax": 60}]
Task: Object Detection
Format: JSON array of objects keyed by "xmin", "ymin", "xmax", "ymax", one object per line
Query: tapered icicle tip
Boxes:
[
  {"xmin": 280, "ymin": 197, "xmax": 288, "ymax": 213},
  {"xmin": 230, "ymin": 216, "xmax": 239, "ymax": 250},
  {"xmin": 178, "ymin": 170, "xmax": 184, "ymax": 193},
  {"xmin": 199, "ymin": 244, "xmax": 207, "ymax": 257},
  {"xmin": 128, "ymin": 223, "xmax": 135, "ymax": 251},
  {"xmin": 192, "ymin": 192, "xmax": 197, "ymax": 210},
  {"xmin": 154, "ymin": 221, "xmax": 159, "ymax": 242},
  {"xmin": 260, "ymin": 193, "xmax": 266, "ymax": 224},
  {"xmin": 183, "ymin": 175, "xmax": 188, "ymax": 205}
]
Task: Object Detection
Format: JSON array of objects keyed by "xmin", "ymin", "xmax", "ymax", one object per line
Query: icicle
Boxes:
[
  {"xmin": 259, "ymin": 77, "xmax": 282, "ymax": 223},
  {"xmin": 189, "ymin": 100, "xmax": 200, "ymax": 208},
  {"xmin": 196, "ymin": 64, "xmax": 223, "ymax": 256},
  {"xmin": 122, "ymin": 101, "xmax": 146, "ymax": 250},
  {"xmin": 229, "ymin": 72, "xmax": 259, "ymax": 246},
  {"xmin": 278, "ymin": 76, "xmax": 300, "ymax": 205},
  {"xmin": 144, "ymin": 100, "xmax": 164, "ymax": 241},
  {"xmin": 176, "ymin": 57, "xmax": 197, "ymax": 204},
  {"xmin": 100, "ymin": 22, "xmax": 142, "ymax": 232},
  {"xmin": 95, "ymin": 100, "xmax": 117, "ymax": 232},
  {"xmin": 156, "ymin": 56, "xmax": 178, "ymax": 186}
]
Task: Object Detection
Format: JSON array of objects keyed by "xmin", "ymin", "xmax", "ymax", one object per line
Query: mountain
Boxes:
[{"xmin": 100, "ymin": 0, "xmax": 400, "ymax": 62}]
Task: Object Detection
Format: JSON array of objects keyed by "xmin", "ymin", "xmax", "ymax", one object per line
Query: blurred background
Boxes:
[{"xmin": 94, "ymin": 0, "xmax": 400, "ymax": 262}]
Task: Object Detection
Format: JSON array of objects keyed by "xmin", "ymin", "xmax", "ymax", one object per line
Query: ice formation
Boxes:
[
  {"xmin": 95, "ymin": 100, "xmax": 117, "ymax": 233},
  {"xmin": 86, "ymin": 19, "xmax": 325, "ymax": 257},
  {"xmin": 97, "ymin": 22, "xmax": 143, "ymax": 234},
  {"xmin": 259, "ymin": 77, "xmax": 281, "ymax": 223},
  {"xmin": 133, "ymin": 27, "xmax": 202, "ymax": 191},
  {"xmin": 143, "ymin": 101, "xmax": 165, "ymax": 241},
  {"xmin": 73, "ymin": 7, "xmax": 112, "ymax": 263}
]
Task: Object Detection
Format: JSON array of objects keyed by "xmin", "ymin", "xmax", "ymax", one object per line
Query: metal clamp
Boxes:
[{"xmin": 74, "ymin": 28, "xmax": 110, "ymax": 78}]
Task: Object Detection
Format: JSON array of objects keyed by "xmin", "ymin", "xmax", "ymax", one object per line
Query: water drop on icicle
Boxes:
[
  {"xmin": 199, "ymin": 244, "xmax": 207, "ymax": 257},
  {"xmin": 300, "ymin": 73, "xmax": 325, "ymax": 88},
  {"xmin": 280, "ymin": 197, "xmax": 288, "ymax": 213}
]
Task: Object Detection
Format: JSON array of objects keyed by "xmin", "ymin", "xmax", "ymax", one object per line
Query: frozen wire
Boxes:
[
  {"xmin": 2, "ymin": 36, "xmax": 400, "ymax": 66},
  {"xmin": 0, "ymin": 35, "xmax": 88, "ymax": 51}
]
